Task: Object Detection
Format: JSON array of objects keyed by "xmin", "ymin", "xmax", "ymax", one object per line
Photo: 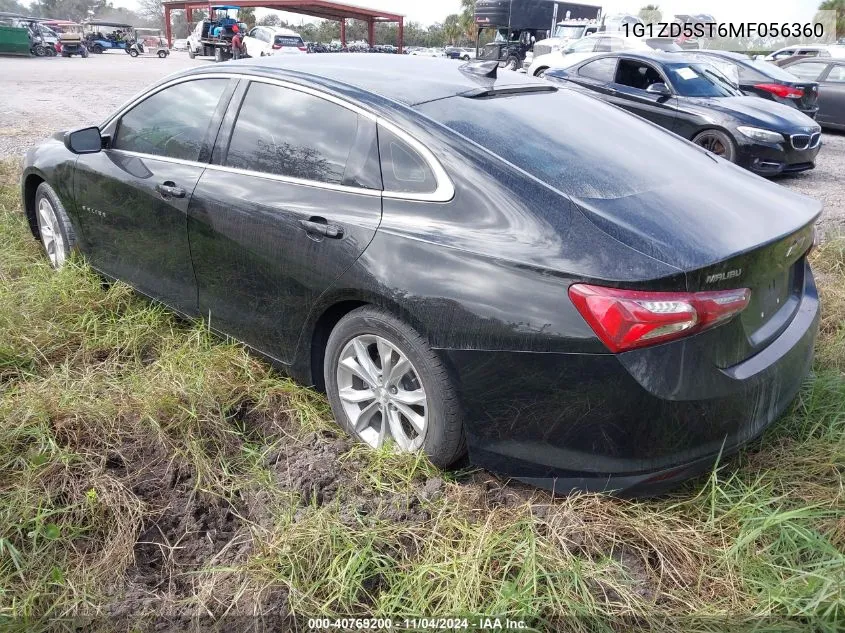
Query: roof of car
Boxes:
[
  {"xmin": 571, "ymin": 50, "xmax": 703, "ymax": 65},
  {"xmin": 192, "ymin": 55, "xmax": 552, "ymax": 107},
  {"xmin": 683, "ymin": 50, "xmax": 749, "ymax": 61}
]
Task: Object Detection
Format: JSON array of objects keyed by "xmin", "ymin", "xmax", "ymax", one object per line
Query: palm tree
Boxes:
[
  {"xmin": 460, "ymin": 0, "xmax": 476, "ymax": 42},
  {"xmin": 818, "ymin": 0, "xmax": 845, "ymax": 39},
  {"xmin": 443, "ymin": 14, "xmax": 462, "ymax": 46},
  {"xmin": 638, "ymin": 4, "xmax": 662, "ymax": 24}
]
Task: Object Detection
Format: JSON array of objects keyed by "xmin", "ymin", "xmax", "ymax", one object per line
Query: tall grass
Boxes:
[{"xmin": 1, "ymin": 160, "xmax": 843, "ymax": 631}]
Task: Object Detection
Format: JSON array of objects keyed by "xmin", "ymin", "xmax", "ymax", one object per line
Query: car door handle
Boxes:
[
  {"xmin": 299, "ymin": 217, "xmax": 344, "ymax": 239},
  {"xmin": 156, "ymin": 182, "xmax": 186, "ymax": 198}
]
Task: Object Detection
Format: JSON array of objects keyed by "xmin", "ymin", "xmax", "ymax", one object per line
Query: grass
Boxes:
[{"xmin": 1, "ymin": 158, "xmax": 844, "ymax": 632}]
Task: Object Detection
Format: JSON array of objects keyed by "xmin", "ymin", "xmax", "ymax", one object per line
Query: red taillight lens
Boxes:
[
  {"xmin": 754, "ymin": 83, "xmax": 803, "ymax": 99},
  {"xmin": 272, "ymin": 43, "xmax": 281, "ymax": 49},
  {"xmin": 568, "ymin": 284, "xmax": 751, "ymax": 353},
  {"xmin": 298, "ymin": 46, "xmax": 307, "ymax": 51}
]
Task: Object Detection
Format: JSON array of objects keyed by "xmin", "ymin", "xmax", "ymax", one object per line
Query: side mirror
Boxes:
[
  {"xmin": 646, "ymin": 82, "xmax": 672, "ymax": 96},
  {"xmin": 64, "ymin": 126, "xmax": 103, "ymax": 154}
]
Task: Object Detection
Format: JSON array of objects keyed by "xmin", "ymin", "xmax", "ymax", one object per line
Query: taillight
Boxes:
[
  {"xmin": 568, "ymin": 284, "xmax": 751, "ymax": 353},
  {"xmin": 298, "ymin": 46, "xmax": 307, "ymax": 51},
  {"xmin": 272, "ymin": 43, "xmax": 281, "ymax": 49},
  {"xmin": 754, "ymin": 83, "xmax": 803, "ymax": 99}
]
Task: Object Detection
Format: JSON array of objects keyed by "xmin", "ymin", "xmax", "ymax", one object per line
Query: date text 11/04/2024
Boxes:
[
  {"xmin": 307, "ymin": 617, "xmax": 528, "ymax": 630},
  {"xmin": 623, "ymin": 22, "xmax": 827, "ymax": 39}
]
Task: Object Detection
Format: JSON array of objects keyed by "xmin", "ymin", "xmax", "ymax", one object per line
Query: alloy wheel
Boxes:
[
  {"xmin": 36, "ymin": 197, "xmax": 66, "ymax": 268},
  {"xmin": 336, "ymin": 334, "xmax": 428, "ymax": 452},
  {"xmin": 693, "ymin": 131, "xmax": 733, "ymax": 160}
]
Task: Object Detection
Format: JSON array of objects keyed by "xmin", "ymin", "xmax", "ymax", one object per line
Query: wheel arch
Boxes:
[
  {"xmin": 304, "ymin": 291, "xmax": 431, "ymax": 391},
  {"xmin": 22, "ymin": 171, "xmax": 46, "ymax": 239},
  {"xmin": 534, "ymin": 66, "xmax": 549, "ymax": 77}
]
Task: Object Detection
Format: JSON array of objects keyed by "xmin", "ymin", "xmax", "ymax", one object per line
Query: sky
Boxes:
[{"xmin": 110, "ymin": 0, "xmax": 826, "ymax": 28}]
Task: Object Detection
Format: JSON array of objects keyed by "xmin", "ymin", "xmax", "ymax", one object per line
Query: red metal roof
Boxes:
[{"xmin": 162, "ymin": 0, "xmax": 404, "ymax": 22}]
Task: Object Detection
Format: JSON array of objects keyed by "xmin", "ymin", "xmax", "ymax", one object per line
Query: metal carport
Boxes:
[{"xmin": 161, "ymin": 0, "xmax": 405, "ymax": 51}]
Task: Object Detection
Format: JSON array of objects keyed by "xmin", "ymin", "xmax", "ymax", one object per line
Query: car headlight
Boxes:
[{"xmin": 737, "ymin": 126, "xmax": 784, "ymax": 144}]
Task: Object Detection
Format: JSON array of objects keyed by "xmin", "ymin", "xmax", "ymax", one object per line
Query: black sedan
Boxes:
[
  {"xmin": 545, "ymin": 52, "xmax": 822, "ymax": 176},
  {"xmin": 780, "ymin": 57, "xmax": 845, "ymax": 131},
  {"xmin": 21, "ymin": 56, "xmax": 820, "ymax": 495},
  {"xmin": 686, "ymin": 50, "xmax": 820, "ymax": 118}
]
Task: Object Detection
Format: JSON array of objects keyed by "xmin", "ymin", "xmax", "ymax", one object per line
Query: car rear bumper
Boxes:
[{"xmin": 441, "ymin": 263, "xmax": 819, "ymax": 496}]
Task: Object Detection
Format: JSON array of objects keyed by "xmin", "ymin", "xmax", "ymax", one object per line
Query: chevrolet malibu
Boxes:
[{"xmin": 21, "ymin": 56, "xmax": 821, "ymax": 495}]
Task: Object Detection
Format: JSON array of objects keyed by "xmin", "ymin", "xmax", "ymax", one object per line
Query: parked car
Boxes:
[
  {"xmin": 242, "ymin": 26, "xmax": 305, "ymax": 57},
  {"xmin": 445, "ymin": 46, "xmax": 474, "ymax": 60},
  {"xmin": 685, "ymin": 50, "xmax": 820, "ymax": 118},
  {"xmin": 780, "ymin": 58, "xmax": 845, "ymax": 131},
  {"xmin": 765, "ymin": 45, "xmax": 835, "ymax": 66},
  {"xmin": 21, "ymin": 56, "xmax": 820, "ymax": 495},
  {"xmin": 545, "ymin": 51, "xmax": 821, "ymax": 175},
  {"xmin": 172, "ymin": 38, "xmax": 188, "ymax": 51},
  {"xmin": 527, "ymin": 34, "xmax": 651, "ymax": 76}
]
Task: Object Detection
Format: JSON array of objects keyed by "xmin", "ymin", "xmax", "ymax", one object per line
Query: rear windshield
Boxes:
[
  {"xmin": 664, "ymin": 63, "xmax": 742, "ymax": 97},
  {"xmin": 275, "ymin": 35, "xmax": 303, "ymax": 47},
  {"xmin": 417, "ymin": 88, "xmax": 714, "ymax": 200},
  {"xmin": 745, "ymin": 59, "xmax": 799, "ymax": 81}
]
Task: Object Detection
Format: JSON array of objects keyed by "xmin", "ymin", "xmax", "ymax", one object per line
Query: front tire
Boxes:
[
  {"xmin": 158, "ymin": 50, "xmax": 167, "ymax": 58},
  {"xmin": 128, "ymin": 48, "xmax": 139, "ymax": 57},
  {"xmin": 34, "ymin": 182, "xmax": 76, "ymax": 269},
  {"xmin": 188, "ymin": 47, "xmax": 195, "ymax": 59},
  {"xmin": 692, "ymin": 129, "xmax": 737, "ymax": 162},
  {"xmin": 324, "ymin": 306, "xmax": 465, "ymax": 468}
]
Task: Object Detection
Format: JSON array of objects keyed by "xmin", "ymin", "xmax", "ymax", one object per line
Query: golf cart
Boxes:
[
  {"xmin": 82, "ymin": 20, "xmax": 132, "ymax": 54},
  {"xmin": 128, "ymin": 28, "xmax": 169, "ymax": 57},
  {"xmin": 0, "ymin": 12, "xmax": 59, "ymax": 56},
  {"xmin": 41, "ymin": 20, "xmax": 87, "ymax": 57}
]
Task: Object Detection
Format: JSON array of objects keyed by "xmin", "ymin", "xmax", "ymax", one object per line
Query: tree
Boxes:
[
  {"xmin": 638, "ymin": 4, "xmax": 662, "ymax": 24},
  {"xmin": 0, "ymin": 0, "xmax": 29, "ymax": 14},
  {"xmin": 238, "ymin": 7, "xmax": 255, "ymax": 28},
  {"xmin": 443, "ymin": 13, "xmax": 462, "ymax": 45},
  {"xmin": 258, "ymin": 13, "xmax": 280, "ymax": 27},
  {"xmin": 818, "ymin": 0, "xmax": 845, "ymax": 40},
  {"xmin": 460, "ymin": 0, "xmax": 476, "ymax": 41}
]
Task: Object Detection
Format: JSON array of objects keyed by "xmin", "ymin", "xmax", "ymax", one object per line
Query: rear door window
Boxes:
[
  {"xmin": 825, "ymin": 65, "xmax": 845, "ymax": 82},
  {"xmin": 113, "ymin": 79, "xmax": 228, "ymax": 161},
  {"xmin": 225, "ymin": 81, "xmax": 365, "ymax": 187},
  {"xmin": 614, "ymin": 59, "xmax": 664, "ymax": 91},
  {"xmin": 578, "ymin": 57, "xmax": 617, "ymax": 82}
]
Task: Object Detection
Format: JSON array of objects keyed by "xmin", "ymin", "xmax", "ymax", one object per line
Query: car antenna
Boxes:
[{"xmin": 459, "ymin": 59, "xmax": 498, "ymax": 79}]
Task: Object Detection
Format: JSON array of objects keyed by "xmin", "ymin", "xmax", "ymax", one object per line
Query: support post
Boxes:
[
  {"xmin": 186, "ymin": 7, "xmax": 193, "ymax": 25},
  {"xmin": 340, "ymin": 18, "xmax": 346, "ymax": 47},
  {"xmin": 165, "ymin": 5, "xmax": 172, "ymax": 47},
  {"xmin": 367, "ymin": 19, "xmax": 374, "ymax": 48},
  {"xmin": 397, "ymin": 17, "xmax": 403, "ymax": 53}
]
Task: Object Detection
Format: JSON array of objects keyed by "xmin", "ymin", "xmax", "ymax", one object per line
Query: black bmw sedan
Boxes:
[
  {"xmin": 21, "ymin": 56, "xmax": 820, "ymax": 495},
  {"xmin": 545, "ymin": 52, "xmax": 822, "ymax": 176}
]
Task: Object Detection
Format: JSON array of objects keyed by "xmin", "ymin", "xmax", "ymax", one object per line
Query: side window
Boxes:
[
  {"xmin": 247, "ymin": 27, "xmax": 257, "ymax": 37},
  {"xmin": 594, "ymin": 37, "xmax": 613, "ymax": 53},
  {"xmin": 378, "ymin": 125, "xmax": 437, "ymax": 195},
  {"xmin": 614, "ymin": 59, "xmax": 663, "ymax": 90},
  {"xmin": 225, "ymin": 82, "xmax": 359, "ymax": 185},
  {"xmin": 112, "ymin": 79, "xmax": 228, "ymax": 161},
  {"xmin": 786, "ymin": 61, "xmax": 828, "ymax": 81},
  {"xmin": 578, "ymin": 57, "xmax": 617, "ymax": 82},
  {"xmin": 571, "ymin": 38, "xmax": 596, "ymax": 53},
  {"xmin": 826, "ymin": 65, "xmax": 845, "ymax": 82}
]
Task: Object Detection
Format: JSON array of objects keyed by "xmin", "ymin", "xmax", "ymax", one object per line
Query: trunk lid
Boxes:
[{"xmin": 573, "ymin": 162, "xmax": 820, "ymax": 366}]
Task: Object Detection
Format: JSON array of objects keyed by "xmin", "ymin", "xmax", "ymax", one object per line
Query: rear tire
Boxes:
[
  {"xmin": 188, "ymin": 47, "xmax": 195, "ymax": 59},
  {"xmin": 128, "ymin": 48, "xmax": 139, "ymax": 58},
  {"xmin": 692, "ymin": 129, "xmax": 737, "ymax": 163},
  {"xmin": 34, "ymin": 182, "xmax": 76, "ymax": 269},
  {"xmin": 158, "ymin": 50, "xmax": 167, "ymax": 58},
  {"xmin": 324, "ymin": 306, "xmax": 465, "ymax": 468}
]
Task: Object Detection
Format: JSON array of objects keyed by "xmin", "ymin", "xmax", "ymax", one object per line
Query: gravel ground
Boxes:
[{"xmin": 1, "ymin": 53, "xmax": 843, "ymax": 236}]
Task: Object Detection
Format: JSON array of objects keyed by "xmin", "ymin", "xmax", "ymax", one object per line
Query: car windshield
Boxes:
[
  {"xmin": 553, "ymin": 25, "xmax": 586, "ymax": 39},
  {"xmin": 275, "ymin": 35, "xmax": 303, "ymax": 47},
  {"xmin": 664, "ymin": 63, "xmax": 743, "ymax": 97}
]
